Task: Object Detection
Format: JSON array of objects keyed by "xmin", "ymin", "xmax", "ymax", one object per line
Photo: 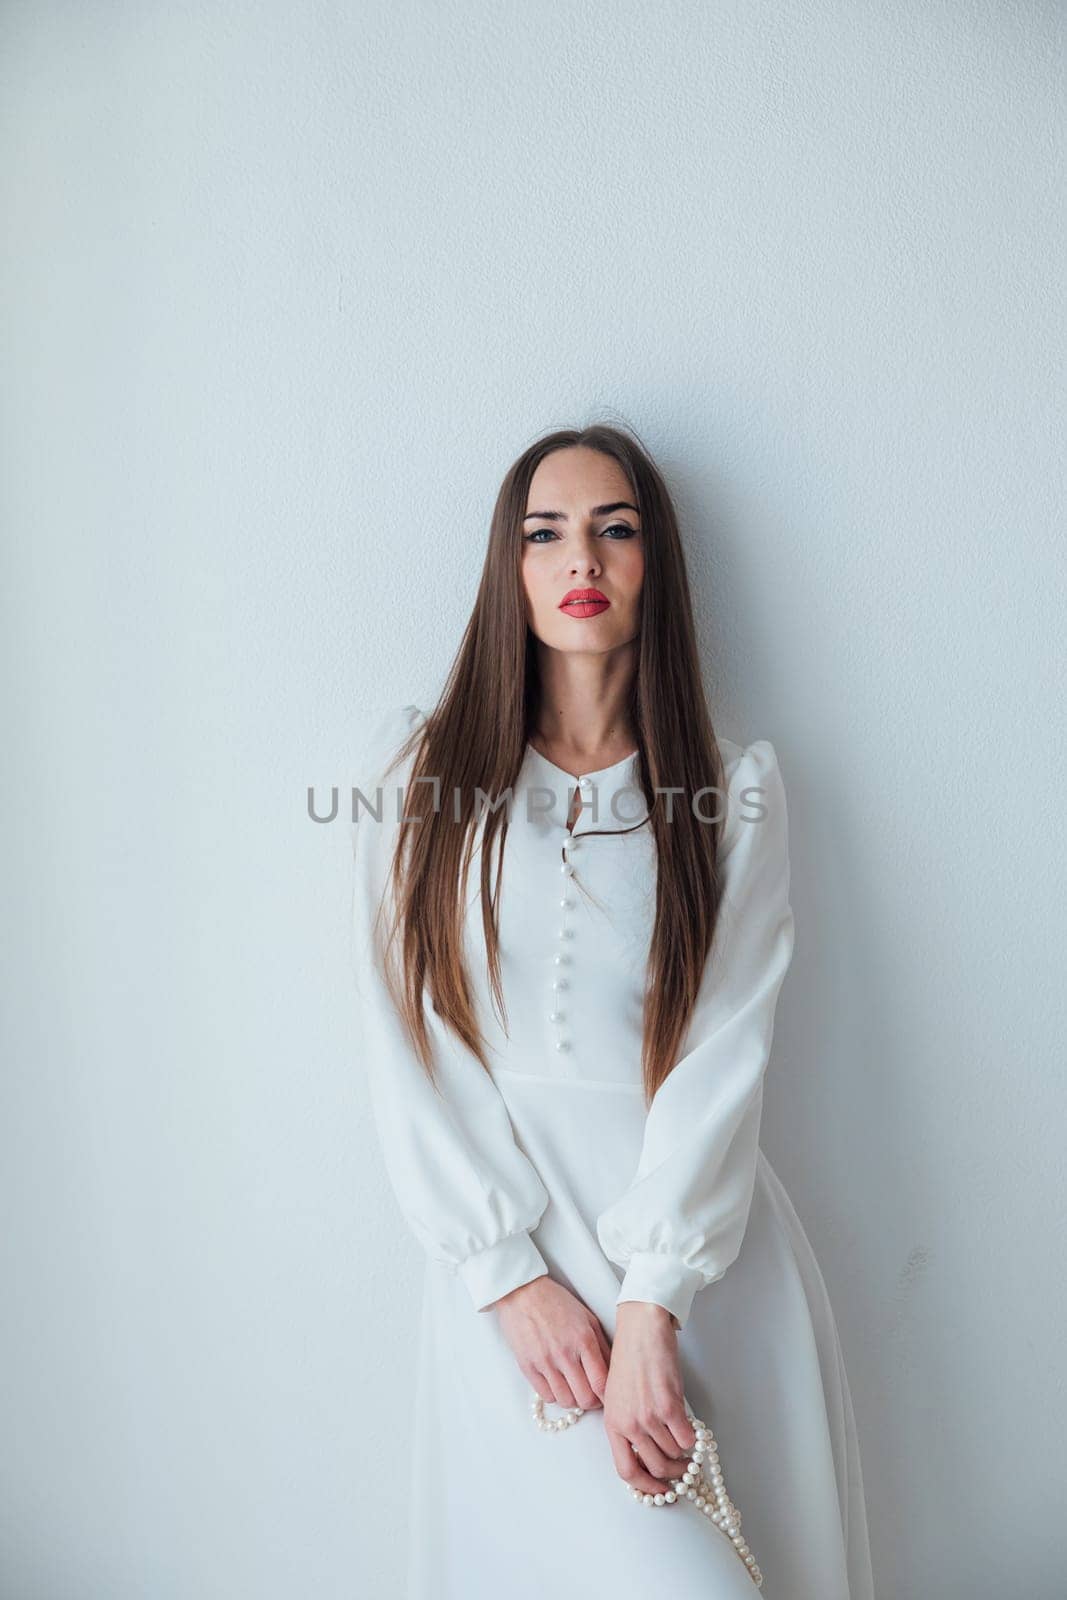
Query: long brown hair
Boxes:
[{"xmin": 379, "ymin": 423, "xmax": 728, "ymax": 1110}]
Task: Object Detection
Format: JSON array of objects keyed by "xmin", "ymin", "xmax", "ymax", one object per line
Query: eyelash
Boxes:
[{"xmin": 523, "ymin": 523, "xmax": 639, "ymax": 545}]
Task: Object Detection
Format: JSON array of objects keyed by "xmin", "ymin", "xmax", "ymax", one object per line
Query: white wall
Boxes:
[{"xmin": 2, "ymin": 3, "xmax": 1063, "ymax": 1595}]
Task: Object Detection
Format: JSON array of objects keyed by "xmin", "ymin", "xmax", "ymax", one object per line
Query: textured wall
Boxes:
[{"xmin": 2, "ymin": 2, "xmax": 1063, "ymax": 1595}]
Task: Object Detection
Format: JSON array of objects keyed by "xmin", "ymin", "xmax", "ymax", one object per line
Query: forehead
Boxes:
[{"xmin": 525, "ymin": 446, "xmax": 634, "ymax": 511}]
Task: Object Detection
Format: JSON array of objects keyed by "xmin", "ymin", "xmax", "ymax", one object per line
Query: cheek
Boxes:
[
  {"xmin": 521, "ymin": 553, "xmax": 552, "ymax": 617},
  {"xmin": 615, "ymin": 543, "xmax": 645, "ymax": 600}
]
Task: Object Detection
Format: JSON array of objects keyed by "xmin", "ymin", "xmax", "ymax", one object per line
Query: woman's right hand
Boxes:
[{"xmin": 492, "ymin": 1275, "xmax": 611, "ymax": 1411}]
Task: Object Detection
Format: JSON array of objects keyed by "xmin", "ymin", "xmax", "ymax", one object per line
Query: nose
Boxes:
[{"xmin": 568, "ymin": 537, "xmax": 602, "ymax": 578}]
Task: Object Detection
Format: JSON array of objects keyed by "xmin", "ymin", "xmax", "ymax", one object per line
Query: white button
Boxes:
[
  {"xmin": 578, "ymin": 776, "xmax": 592, "ymax": 790},
  {"xmin": 552, "ymin": 976, "xmax": 568, "ymax": 991},
  {"xmin": 559, "ymin": 897, "xmax": 572, "ymax": 909},
  {"xmin": 557, "ymin": 927, "xmax": 573, "ymax": 939},
  {"xmin": 553, "ymin": 953, "xmax": 570, "ymax": 966},
  {"xmin": 554, "ymin": 1038, "xmax": 570, "ymax": 1052},
  {"xmin": 548, "ymin": 1011, "xmax": 564, "ymax": 1024}
]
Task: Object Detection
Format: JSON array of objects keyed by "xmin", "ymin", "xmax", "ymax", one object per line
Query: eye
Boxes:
[{"xmin": 522, "ymin": 523, "xmax": 639, "ymax": 545}]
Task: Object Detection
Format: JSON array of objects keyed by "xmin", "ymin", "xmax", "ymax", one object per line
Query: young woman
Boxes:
[{"xmin": 349, "ymin": 425, "xmax": 875, "ymax": 1598}]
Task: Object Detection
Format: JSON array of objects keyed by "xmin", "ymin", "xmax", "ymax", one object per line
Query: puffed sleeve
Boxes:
[
  {"xmin": 595, "ymin": 739, "xmax": 795, "ymax": 1331},
  {"xmin": 349, "ymin": 703, "xmax": 552, "ymax": 1313}
]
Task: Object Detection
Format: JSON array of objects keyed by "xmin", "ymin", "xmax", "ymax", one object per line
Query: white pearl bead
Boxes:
[
  {"xmin": 561, "ymin": 862, "xmax": 574, "ymax": 875},
  {"xmin": 553, "ymin": 953, "xmax": 569, "ymax": 966},
  {"xmin": 557, "ymin": 927, "xmax": 573, "ymax": 939},
  {"xmin": 554, "ymin": 1039, "xmax": 569, "ymax": 1051},
  {"xmin": 559, "ymin": 897, "xmax": 572, "ymax": 909},
  {"xmin": 552, "ymin": 976, "xmax": 568, "ymax": 990},
  {"xmin": 548, "ymin": 1011, "xmax": 563, "ymax": 1023}
]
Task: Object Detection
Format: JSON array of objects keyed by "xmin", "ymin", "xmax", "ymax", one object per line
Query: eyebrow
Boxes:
[{"xmin": 522, "ymin": 501, "xmax": 640, "ymax": 522}]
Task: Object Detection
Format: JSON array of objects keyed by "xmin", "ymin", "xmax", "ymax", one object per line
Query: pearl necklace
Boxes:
[{"xmin": 530, "ymin": 1391, "xmax": 763, "ymax": 1588}]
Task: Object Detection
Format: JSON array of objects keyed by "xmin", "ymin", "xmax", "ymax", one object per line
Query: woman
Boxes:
[{"xmin": 349, "ymin": 425, "xmax": 875, "ymax": 1598}]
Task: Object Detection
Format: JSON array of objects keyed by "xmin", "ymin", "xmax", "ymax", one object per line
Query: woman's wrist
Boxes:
[
  {"xmin": 617, "ymin": 1299, "xmax": 680, "ymax": 1332},
  {"xmin": 487, "ymin": 1271, "xmax": 551, "ymax": 1313}
]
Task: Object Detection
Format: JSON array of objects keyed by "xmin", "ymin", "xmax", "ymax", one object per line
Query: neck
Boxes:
[{"xmin": 532, "ymin": 645, "xmax": 637, "ymax": 763}]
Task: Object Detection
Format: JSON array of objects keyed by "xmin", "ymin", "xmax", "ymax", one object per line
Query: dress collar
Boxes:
[{"xmin": 518, "ymin": 742, "xmax": 650, "ymax": 833}]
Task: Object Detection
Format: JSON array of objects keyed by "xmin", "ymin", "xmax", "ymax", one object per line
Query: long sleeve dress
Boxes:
[{"xmin": 348, "ymin": 703, "xmax": 875, "ymax": 1600}]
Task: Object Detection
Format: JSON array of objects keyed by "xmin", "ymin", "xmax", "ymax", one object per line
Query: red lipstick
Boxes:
[{"xmin": 559, "ymin": 587, "xmax": 610, "ymax": 619}]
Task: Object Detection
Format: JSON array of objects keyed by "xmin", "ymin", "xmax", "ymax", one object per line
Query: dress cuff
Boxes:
[
  {"xmin": 616, "ymin": 1252, "xmax": 707, "ymax": 1331},
  {"xmin": 456, "ymin": 1230, "xmax": 550, "ymax": 1313}
]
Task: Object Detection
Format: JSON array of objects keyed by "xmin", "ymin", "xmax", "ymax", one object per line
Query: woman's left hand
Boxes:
[{"xmin": 602, "ymin": 1301, "xmax": 696, "ymax": 1496}]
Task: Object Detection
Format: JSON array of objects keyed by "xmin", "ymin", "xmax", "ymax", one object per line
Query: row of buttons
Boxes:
[{"xmin": 549, "ymin": 776, "xmax": 593, "ymax": 1055}]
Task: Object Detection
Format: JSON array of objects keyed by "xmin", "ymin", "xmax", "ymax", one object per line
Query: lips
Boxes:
[{"xmin": 559, "ymin": 588, "xmax": 610, "ymax": 618}]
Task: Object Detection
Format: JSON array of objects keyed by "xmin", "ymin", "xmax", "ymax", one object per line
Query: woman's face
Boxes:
[{"xmin": 521, "ymin": 447, "xmax": 644, "ymax": 654}]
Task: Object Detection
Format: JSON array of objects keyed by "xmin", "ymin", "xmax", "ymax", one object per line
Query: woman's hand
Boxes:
[
  {"xmin": 492, "ymin": 1275, "xmax": 612, "ymax": 1411},
  {"xmin": 603, "ymin": 1301, "xmax": 696, "ymax": 1496}
]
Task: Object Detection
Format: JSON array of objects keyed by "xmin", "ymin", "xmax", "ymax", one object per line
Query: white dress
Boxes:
[{"xmin": 349, "ymin": 703, "xmax": 875, "ymax": 1599}]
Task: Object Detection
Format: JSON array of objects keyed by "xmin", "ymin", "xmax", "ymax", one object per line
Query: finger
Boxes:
[
  {"xmin": 606, "ymin": 1427, "xmax": 668, "ymax": 1498},
  {"xmin": 594, "ymin": 1322, "xmax": 613, "ymax": 1366},
  {"xmin": 558, "ymin": 1355, "xmax": 599, "ymax": 1412},
  {"xmin": 664, "ymin": 1405, "xmax": 697, "ymax": 1457},
  {"xmin": 631, "ymin": 1428, "xmax": 688, "ymax": 1483},
  {"xmin": 544, "ymin": 1365, "xmax": 579, "ymax": 1409},
  {"xmin": 578, "ymin": 1343, "xmax": 609, "ymax": 1404},
  {"xmin": 645, "ymin": 1415, "xmax": 694, "ymax": 1473},
  {"xmin": 521, "ymin": 1363, "xmax": 556, "ymax": 1405}
]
